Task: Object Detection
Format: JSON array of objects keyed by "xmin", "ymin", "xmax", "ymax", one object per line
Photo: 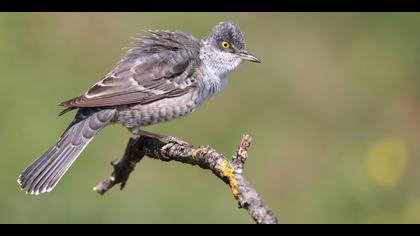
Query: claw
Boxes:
[{"xmin": 162, "ymin": 136, "xmax": 187, "ymax": 145}]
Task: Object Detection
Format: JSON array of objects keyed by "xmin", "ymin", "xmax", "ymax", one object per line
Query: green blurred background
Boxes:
[{"xmin": 1, "ymin": 13, "xmax": 420, "ymax": 223}]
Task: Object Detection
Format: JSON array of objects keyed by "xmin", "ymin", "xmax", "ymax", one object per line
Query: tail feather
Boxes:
[{"xmin": 18, "ymin": 109, "xmax": 114, "ymax": 195}]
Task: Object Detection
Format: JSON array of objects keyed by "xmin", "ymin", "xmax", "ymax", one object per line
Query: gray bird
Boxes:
[{"xmin": 18, "ymin": 21, "xmax": 260, "ymax": 195}]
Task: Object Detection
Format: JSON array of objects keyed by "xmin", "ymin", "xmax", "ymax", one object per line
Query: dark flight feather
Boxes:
[{"xmin": 18, "ymin": 109, "xmax": 115, "ymax": 194}]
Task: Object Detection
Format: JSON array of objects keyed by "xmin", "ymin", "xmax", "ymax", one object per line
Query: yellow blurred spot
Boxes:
[
  {"xmin": 366, "ymin": 137, "xmax": 408, "ymax": 187},
  {"xmin": 403, "ymin": 199, "xmax": 420, "ymax": 224},
  {"xmin": 220, "ymin": 160, "xmax": 238, "ymax": 198}
]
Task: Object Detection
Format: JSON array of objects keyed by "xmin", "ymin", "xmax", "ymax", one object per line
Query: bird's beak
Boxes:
[{"xmin": 236, "ymin": 51, "xmax": 261, "ymax": 63}]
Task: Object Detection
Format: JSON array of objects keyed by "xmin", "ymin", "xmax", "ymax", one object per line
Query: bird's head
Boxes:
[{"xmin": 201, "ymin": 22, "xmax": 260, "ymax": 77}]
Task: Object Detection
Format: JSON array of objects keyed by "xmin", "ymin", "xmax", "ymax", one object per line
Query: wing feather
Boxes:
[{"xmin": 60, "ymin": 30, "xmax": 201, "ymax": 108}]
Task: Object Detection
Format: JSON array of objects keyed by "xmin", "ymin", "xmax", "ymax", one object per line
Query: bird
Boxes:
[{"xmin": 17, "ymin": 21, "xmax": 260, "ymax": 195}]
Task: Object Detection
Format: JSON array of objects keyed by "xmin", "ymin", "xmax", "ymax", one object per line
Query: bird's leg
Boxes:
[
  {"xmin": 130, "ymin": 127, "xmax": 188, "ymax": 145},
  {"xmin": 132, "ymin": 128, "xmax": 166, "ymax": 140}
]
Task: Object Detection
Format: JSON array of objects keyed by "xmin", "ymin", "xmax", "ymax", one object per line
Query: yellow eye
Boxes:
[{"xmin": 221, "ymin": 41, "xmax": 230, "ymax": 49}]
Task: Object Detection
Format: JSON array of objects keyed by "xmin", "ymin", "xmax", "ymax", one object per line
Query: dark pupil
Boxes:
[{"xmin": 223, "ymin": 43, "xmax": 228, "ymax": 47}]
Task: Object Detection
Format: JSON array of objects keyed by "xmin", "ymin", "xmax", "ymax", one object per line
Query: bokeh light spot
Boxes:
[{"xmin": 366, "ymin": 137, "xmax": 408, "ymax": 187}]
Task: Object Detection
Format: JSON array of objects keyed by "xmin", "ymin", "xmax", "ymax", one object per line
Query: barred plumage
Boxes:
[{"xmin": 18, "ymin": 21, "xmax": 260, "ymax": 195}]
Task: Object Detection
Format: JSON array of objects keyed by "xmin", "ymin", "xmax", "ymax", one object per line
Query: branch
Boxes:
[{"xmin": 93, "ymin": 133, "xmax": 278, "ymax": 224}]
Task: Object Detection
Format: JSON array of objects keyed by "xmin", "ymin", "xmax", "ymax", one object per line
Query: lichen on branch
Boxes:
[{"xmin": 94, "ymin": 133, "xmax": 278, "ymax": 224}]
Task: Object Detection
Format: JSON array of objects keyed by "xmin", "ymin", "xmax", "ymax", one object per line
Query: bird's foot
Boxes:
[{"xmin": 163, "ymin": 136, "xmax": 189, "ymax": 146}]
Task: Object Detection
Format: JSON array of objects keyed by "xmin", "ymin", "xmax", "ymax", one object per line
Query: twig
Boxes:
[{"xmin": 94, "ymin": 134, "xmax": 278, "ymax": 224}]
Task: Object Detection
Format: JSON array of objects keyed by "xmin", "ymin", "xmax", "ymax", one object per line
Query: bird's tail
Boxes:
[{"xmin": 18, "ymin": 109, "xmax": 115, "ymax": 195}]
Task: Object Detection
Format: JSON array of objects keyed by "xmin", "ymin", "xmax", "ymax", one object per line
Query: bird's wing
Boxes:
[{"xmin": 60, "ymin": 30, "xmax": 201, "ymax": 108}]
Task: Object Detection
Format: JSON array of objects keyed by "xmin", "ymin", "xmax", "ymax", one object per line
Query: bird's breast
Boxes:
[{"xmin": 115, "ymin": 89, "xmax": 205, "ymax": 129}]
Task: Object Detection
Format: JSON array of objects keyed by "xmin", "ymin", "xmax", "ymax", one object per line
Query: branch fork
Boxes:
[{"xmin": 94, "ymin": 133, "xmax": 278, "ymax": 224}]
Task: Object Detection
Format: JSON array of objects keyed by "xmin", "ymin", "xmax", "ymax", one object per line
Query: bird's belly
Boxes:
[{"xmin": 115, "ymin": 90, "xmax": 205, "ymax": 129}]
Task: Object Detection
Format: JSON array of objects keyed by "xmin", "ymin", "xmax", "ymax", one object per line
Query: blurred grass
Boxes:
[{"xmin": 1, "ymin": 13, "xmax": 420, "ymax": 223}]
